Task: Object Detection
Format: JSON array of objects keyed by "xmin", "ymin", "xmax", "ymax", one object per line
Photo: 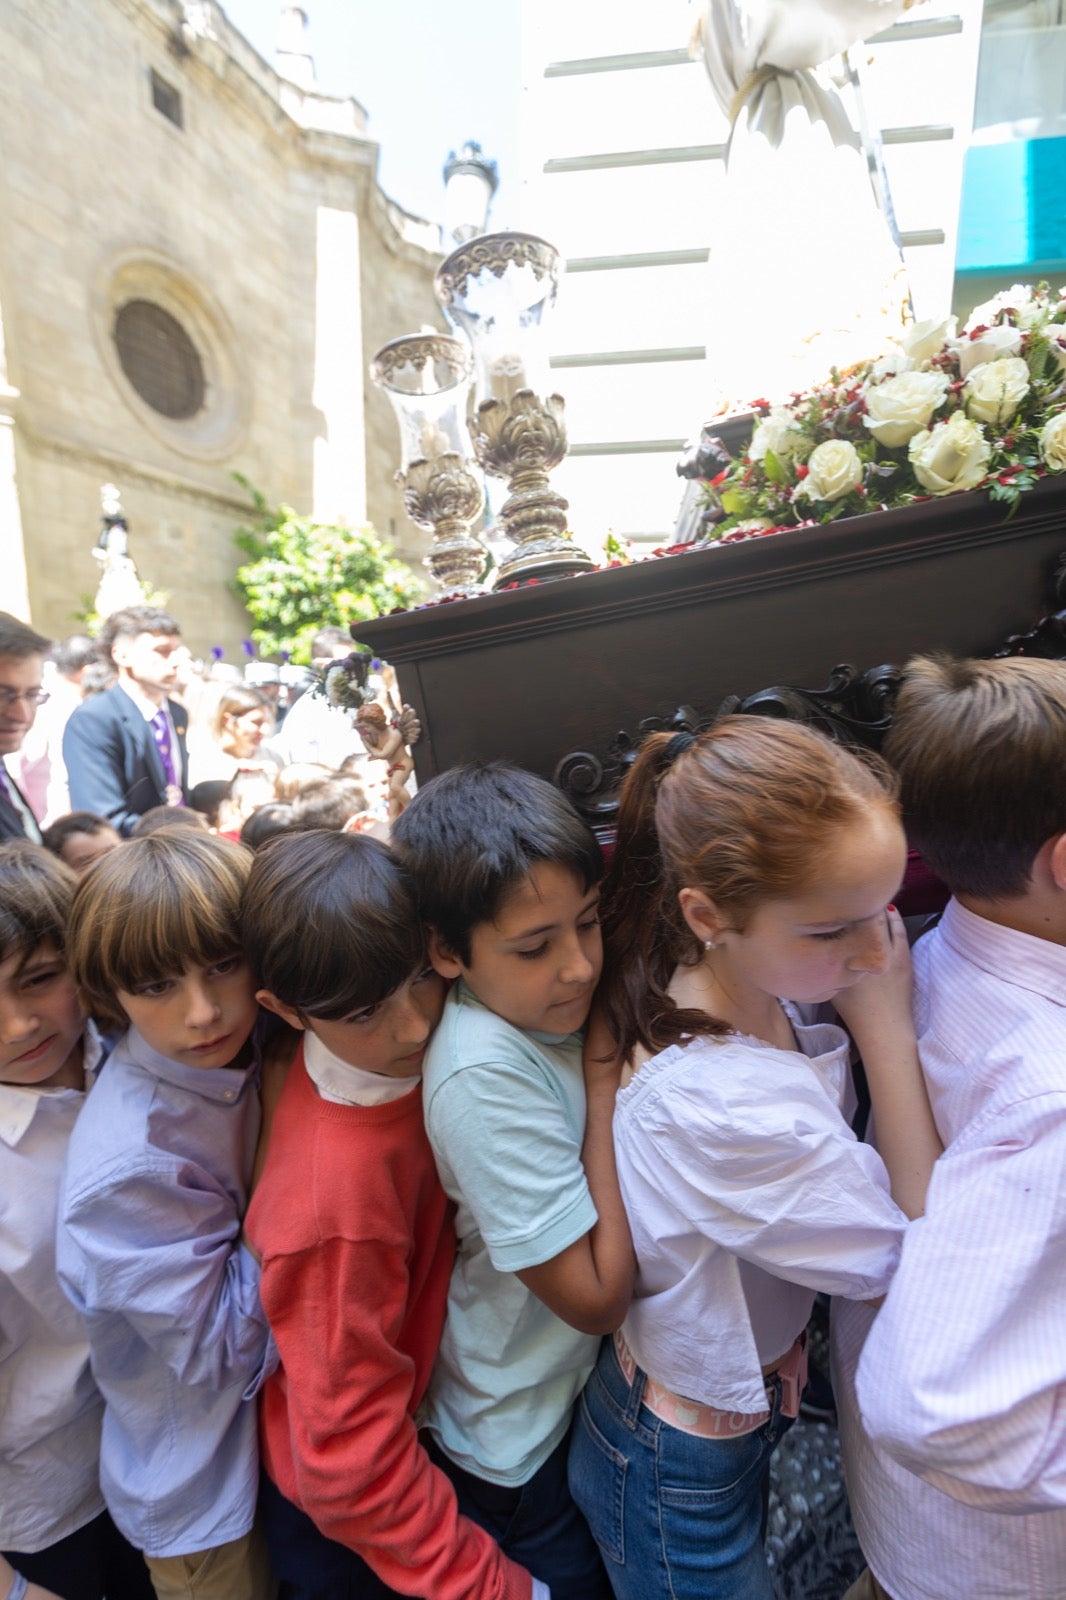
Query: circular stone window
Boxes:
[
  {"xmin": 93, "ymin": 250, "xmax": 249, "ymax": 459},
  {"xmin": 113, "ymin": 300, "xmax": 206, "ymax": 420}
]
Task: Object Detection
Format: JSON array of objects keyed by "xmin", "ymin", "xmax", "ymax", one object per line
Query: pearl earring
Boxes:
[{"xmin": 703, "ymin": 939, "xmax": 715, "ymax": 951}]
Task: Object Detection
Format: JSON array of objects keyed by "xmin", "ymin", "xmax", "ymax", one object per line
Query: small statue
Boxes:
[
  {"xmin": 92, "ymin": 483, "xmax": 149, "ymax": 618},
  {"xmin": 354, "ymin": 701, "xmax": 422, "ymax": 821}
]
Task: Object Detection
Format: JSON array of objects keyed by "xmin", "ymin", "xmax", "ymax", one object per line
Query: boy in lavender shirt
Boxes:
[{"xmin": 57, "ymin": 831, "xmax": 276, "ymax": 1600}]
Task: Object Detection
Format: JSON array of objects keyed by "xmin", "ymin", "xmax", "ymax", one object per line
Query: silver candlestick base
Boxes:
[
  {"xmin": 398, "ymin": 453, "xmax": 486, "ymax": 595},
  {"xmin": 473, "ymin": 391, "xmax": 595, "ymax": 587}
]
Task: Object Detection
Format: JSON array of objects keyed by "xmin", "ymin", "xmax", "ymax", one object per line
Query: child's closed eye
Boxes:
[{"xmin": 810, "ymin": 928, "xmax": 847, "ymax": 942}]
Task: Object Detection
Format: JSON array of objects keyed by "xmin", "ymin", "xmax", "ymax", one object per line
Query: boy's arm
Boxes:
[
  {"xmin": 58, "ymin": 1155, "xmax": 275, "ymax": 1394},
  {"xmin": 516, "ymin": 1006, "xmax": 635, "ymax": 1335},
  {"xmin": 858, "ymin": 1094, "xmax": 1066, "ymax": 1511},
  {"xmin": 258, "ymin": 1234, "xmax": 534, "ymax": 1600}
]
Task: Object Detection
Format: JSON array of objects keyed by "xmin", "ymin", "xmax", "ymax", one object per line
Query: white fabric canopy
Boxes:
[{"xmin": 692, "ymin": 0, "xmax": 918, "ymax": 407}]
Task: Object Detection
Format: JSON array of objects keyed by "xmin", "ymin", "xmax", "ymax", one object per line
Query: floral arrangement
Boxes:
[{"xmin": 696, "ymin": 282, "xmax": 1066, "ymax": 544}]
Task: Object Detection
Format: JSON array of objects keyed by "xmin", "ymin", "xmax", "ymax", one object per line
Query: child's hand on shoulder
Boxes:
[{"xmin": 831, "ymin": 906, "xmax": 913, "ymax": 1054}]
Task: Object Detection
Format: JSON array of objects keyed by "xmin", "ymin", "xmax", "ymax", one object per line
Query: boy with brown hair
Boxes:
[
  {"xmin": 56, "ymin": 831, "xmax": 275, "ymax": 1600},
  {"xmin": 0, "ymin": 841, "xmax": 152, "ymax": 1600},
  {"xmin": 834, "ymin": 654, "xmax": 1066, "ymax": 1600},
  {"xmin": 242, "ymin": 829, "xmax": 541, "ymax": 1600}
]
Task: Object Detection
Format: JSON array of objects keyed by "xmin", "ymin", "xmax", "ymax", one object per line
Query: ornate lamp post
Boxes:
[
  {"xmin": 442, "ymin": 141, "xmax": 499, "ymax": 248},
  {"xmin": 369, "ymin": 333, "xmax": 487, "ymax": 596},
  {"xmin": 435, "ymin": 232, "xmax": 594, "ymax": 588}
]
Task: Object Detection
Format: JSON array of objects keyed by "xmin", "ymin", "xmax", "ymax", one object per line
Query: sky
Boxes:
[{"xmin": 218, "ymin": 1, "xmax": 523, "ymax": 229}]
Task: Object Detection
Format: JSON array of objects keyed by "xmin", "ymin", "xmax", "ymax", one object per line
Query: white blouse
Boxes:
[{"xmin": 615, "ymin": 1004, "xmax": 905, "ymax": 1415}]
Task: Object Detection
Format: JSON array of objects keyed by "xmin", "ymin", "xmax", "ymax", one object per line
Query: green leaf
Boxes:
[
  {"xmin": 763, "ymin": 449, "xmax": 789, "ymax": 487},
  {"xmin": 720, "ymin": 487, "xmax": 753, "ymax": 517}
]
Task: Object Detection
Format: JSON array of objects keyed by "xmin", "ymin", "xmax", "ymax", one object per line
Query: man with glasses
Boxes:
[{"xmin": 0, "ymin": 613, "xmax": 50, "ymax": 843}]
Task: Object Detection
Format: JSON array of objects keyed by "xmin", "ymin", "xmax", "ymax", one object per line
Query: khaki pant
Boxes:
[
  {"xmin": 145, "ymin": 1523, "xmax": 275, "ymax": 1600},
  {"xmin": 844, "ymin": 1568, "xmax": 895, "ymax": 1600}
]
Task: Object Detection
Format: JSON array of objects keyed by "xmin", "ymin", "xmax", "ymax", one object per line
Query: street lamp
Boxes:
[{"xmin": 442, "ymin": 141, "xmax": 499, "ymax": 248}]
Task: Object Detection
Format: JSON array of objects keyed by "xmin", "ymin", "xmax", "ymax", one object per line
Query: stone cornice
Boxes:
[{"xmin": 15, "ymin": 412, "xmax": 254, "ymax": 517}]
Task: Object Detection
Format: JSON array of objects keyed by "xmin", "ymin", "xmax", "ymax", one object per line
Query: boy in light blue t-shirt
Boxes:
[{"xmin": 392, "ymin": 763, "xmax": 633, "ymax": 1600}]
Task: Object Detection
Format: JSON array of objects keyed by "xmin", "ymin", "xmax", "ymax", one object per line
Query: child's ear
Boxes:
[
  {"xmin": 427, "ymin": 926, "xmax": 464, "ymax": 980},
  {"xmin": 677, "ymin": 887, "xmax": 726, "ymax": 947},
  {"xmin": 1047, "ymin": 832, "xmax": 1066, "ymax": 892},
  {"xmin": 256, "ymin": 989, "xmax": 306, "ymax": 1032}
]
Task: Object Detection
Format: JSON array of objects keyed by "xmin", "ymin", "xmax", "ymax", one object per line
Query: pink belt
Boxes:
[{"xmin": 613, "ymin": 1328, "xmax": 808, "ymax": 1440}]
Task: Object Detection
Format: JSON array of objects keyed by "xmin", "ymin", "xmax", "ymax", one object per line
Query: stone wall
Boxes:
[{"xmin": 0, "ymin": 0, "xmax": 442, "ymax": 653}]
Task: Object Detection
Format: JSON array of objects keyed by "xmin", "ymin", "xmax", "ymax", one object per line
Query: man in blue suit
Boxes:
[
  {"xmin": 63, "ymin": 606, "xmax": 190, "ymax": 836},
  {"xmin": 0, "ymin": 611, "xmax": 50, "ymax": 843}
]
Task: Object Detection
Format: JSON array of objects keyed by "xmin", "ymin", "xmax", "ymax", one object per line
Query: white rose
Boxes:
[
  {"xmin": 900, "ymin": 316, "xmax": 955, "ymax": 365},
  {"xmin": 863, "ymin": 370, "xmax": 950, "ymax": 448},
  {"xmin": 909, "ymin": 414, "xmax": 991, "ymax": 496},
  {"xmin": 949, "ymin": 324, "xmax": 1023, "ymax": 376},
  {"xmin": 801, "ymin": 439, "xmax": 863, "ymax": 501},
  {"xmin": 964, "ymin": 285, "xmax": 1032, "ymax": 331},
  {"xmin": 1040, "ymin": 412, "xmax": 1066, "ymax": 472},
  {"xmin": 868, "ymin": 348, "xmax": 913, "ymax": 384},
  {"xmin": 962, "ymin": 356, "xmax": 1030, "ymax": 426},
  {"xmin": 749, "ymin": 406, "xmax": 802, "ymax": 462},
  {"xmin": 1048, "ymin": 333, "xmax": 1066, "ymax": 374}
]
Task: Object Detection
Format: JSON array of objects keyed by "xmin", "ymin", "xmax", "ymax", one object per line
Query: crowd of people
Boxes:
[
  {"xmin": 1, "ymin": 601, "xmax": 1064, "ymax": 1600},
  {"xmin": 0, "ymin": 609, "xmax": 398, "ymax": 862}
]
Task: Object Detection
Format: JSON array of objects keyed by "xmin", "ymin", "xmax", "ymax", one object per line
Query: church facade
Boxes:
[{"xmin": 0, "ymin": 0, "xmax": 443, "ymax": 651}]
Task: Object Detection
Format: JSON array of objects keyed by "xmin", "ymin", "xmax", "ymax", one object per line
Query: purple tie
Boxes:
[{"xmin": 150, "ymin": 708, "xmax": 181, "ymax": 798}]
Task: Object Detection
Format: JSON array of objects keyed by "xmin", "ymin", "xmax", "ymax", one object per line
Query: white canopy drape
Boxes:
[{"xmin": 692, "ymin": 0, "xmax": 919, "ymax": 407}]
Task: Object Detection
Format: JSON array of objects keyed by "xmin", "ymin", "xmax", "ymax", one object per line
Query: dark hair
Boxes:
[
  {"xmin": 97, "ymin": 605, "xmax": 180, "ymax": 661},
  {"xmin": 0, "ymin": 841, "xmax": 76, "ymax": 965},
  {"xmin": 129, "ymin": 806, "xmax": 209, "ymax": 838},
  {"xmin": 600, "ymin": 717, "xmax": 899, "ymax": 1062},
  {"xmin": 79, "ymin": 660, "xmax": 117, "ymax": 697},
  {"xmin": 42, "ymin": 811, "xmax": 116, "ymax": 856},
  {"xmin": 189, "ymin": 779, "xmax": 234, "ymax": 829},
  {"xmin": 242, "ymin": 830, "xmax": 424, "ymax": 1018},
  {"xmin": 51, "ymin": 635, "xmax": 97, "ymax": 677},
  {"xmin": 239, "ymin": 801, "xmax": 294, "ymax": 850},
  {"xmin": 291, "ymin": 776, "xmax": 367, "ymax": 831},
  {"xmin": 68, "ymin": 830, "xmax": 250, "ymax": 1029},
  {"xmin": 0, "ymin": 612, "xmax": 50, "ymax": 659},
  {"xmin": 391, "ymin": 762, "xmax": 604, "ymax": 964},
  {"xmin": 884, "ymin": 653, "xmax": 1066, "ymax": 898}
]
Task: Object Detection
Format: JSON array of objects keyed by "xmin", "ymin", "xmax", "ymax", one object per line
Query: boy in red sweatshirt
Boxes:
[{"xmin": 242, "ymin": 830, "xmax": 541, "ymax": 1600}]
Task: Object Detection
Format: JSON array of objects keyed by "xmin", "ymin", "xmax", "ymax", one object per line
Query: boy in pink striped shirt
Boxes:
[{"xmin": 834, "ymin": 655, "xmax": 1066, "ymax": 1600}]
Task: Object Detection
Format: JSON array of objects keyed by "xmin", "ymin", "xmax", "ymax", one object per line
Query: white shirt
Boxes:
[
  {"xmin": 0, "ymin": 1024, "xmax": 105, "ymax": 1551},
  {"xmin": 834, "ymin": 898, "xmax": 1066, "ymax": 1599},
  {"xmin": 117, "ymin": 678, "xmax": 184, "ymax": 789},
  {"xmin": 615, "ymin": 1004, "xmax": 906, "ymax": 1415},
  {"xmin": 303, "ymin": 1029, "xmax": 420, "ymax": 1107},
  {"xmin": 265, "ymin": 689, "xmax": 366, "ymax": 771}
]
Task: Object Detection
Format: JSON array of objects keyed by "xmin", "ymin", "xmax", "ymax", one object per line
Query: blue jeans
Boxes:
[{"xmin": 568, "ymin": 1337, "xmax": 794, "ymax": 1600}]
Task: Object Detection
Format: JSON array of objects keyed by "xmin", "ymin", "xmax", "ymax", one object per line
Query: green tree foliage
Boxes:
[{"xmin": 232, "ymin": 481, "xmax": 424, "ymax": 663}]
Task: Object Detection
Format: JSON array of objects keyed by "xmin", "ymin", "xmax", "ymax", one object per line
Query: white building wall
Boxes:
[{"xmin": 520, "ymin": 0, "xmax": 984, "ymax": 549}]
